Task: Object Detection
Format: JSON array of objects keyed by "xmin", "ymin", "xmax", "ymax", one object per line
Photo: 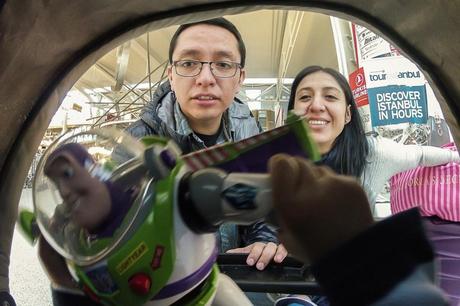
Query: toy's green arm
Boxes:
[{"xmin": 17, "ymin": 210, "xmax": 40, "ymax": 245}]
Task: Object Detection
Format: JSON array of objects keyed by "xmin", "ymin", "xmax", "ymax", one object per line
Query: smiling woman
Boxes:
[
  {"xmin": 291, "ymin": 70, "xmax": 352, "ymax": 154},
  {"xmin": 288, "ymin": 66, "xmax": 368, "ymax": 177},
  {"xmin": 288, "ymin": 66, "xmax": 460, "ymax": 210}
]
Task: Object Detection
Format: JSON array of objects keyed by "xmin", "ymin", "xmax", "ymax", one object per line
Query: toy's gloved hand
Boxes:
[
  {"xmin": 269, "ymin": 154, "xmax": 374, "ymax": 263},
  {"xmin": 0, "ymin": 291, "xmax": 16, "ymax": 306}
]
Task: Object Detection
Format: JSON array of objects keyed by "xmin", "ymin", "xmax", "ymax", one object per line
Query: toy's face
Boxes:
[
  {"xmin": 33, "ymin": 128, "xmax": 149, "ymax": 264},
  {"xmin": 44, "ymin": 153, "xmax": 111, "ymax": 231}
]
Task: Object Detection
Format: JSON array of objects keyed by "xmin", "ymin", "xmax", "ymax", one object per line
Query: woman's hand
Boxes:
[{"xmin": 226, "ymin": 242, "xmax": 288, "ymax": 270}]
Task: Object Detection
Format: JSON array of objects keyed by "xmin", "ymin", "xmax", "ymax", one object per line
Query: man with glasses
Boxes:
[{"xmin": 126, "ymin": 18, "xmax": 288, "ymax": 274}]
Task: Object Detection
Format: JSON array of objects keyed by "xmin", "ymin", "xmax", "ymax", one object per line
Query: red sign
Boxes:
[{"xmin": 349, "ymin": 67, "xmax": 369, "ymax": 107}]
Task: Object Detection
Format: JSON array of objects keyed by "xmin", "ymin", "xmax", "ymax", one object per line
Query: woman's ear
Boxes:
[{"xmin": 345, "ymin": 105, "xmax": 352, "ymax": 124}]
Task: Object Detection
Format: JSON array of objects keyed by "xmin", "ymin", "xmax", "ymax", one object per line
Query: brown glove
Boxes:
[{"xmin": 268, "ymin": 154, "xmax": 374, "ymax": 263}]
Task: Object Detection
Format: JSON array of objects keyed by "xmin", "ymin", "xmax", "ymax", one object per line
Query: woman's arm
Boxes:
[
  {"xmin": 371, "ymin": 137, "xmax": 459, "ymax": 173},
  {"xmin": 362, "ymin": 137, "xmax": 459, "ymax": 207}
]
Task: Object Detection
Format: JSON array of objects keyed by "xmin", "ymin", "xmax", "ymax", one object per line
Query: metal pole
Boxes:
[{"xmin": 147, "ymin": 32, "xmax": 153, "ymax": 102}]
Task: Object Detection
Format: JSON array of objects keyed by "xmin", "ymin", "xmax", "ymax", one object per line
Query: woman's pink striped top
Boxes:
[{"xmin": 390, "ymin": 143, "xmax": 460, "ymax": 222}]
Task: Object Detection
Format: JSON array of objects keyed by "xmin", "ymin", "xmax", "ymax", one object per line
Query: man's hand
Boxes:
[
  {"xmin": 226, "ymin": 242, "xmax": 288, "ymax": 270},
  {"xmin": 268, "ymin": 154, "xmax": 374, "ymax": 263}
]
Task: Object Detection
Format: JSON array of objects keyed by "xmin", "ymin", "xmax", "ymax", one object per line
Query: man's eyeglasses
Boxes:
[{"xmin": 172, "ymin": 60, "xmax": 242, "ymax": 78}]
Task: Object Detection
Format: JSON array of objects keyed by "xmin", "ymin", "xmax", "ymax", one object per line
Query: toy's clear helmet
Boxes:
[
  {"xmin": 33, "ymin": 128, "xmax": 218, "ymax": 306},
  {"xmin": 34, "ymin": 128, "xmax": 146, "ymax": 264}
]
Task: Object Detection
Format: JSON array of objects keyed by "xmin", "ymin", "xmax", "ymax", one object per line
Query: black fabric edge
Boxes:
[
  {"xmin": 0, "ymin": 0, "xmax": 6, "ymax": 14},
  {"xmin": 311, "ymin": 208, "xmax": 434, "ymax": 306}
]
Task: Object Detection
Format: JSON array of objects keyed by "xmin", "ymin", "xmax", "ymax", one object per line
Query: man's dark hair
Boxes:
[
  {"xmin": 288, "ymin": 66, "xmax": 369, "ymax": 177},
  {"xmin": 168, "ymin": 18, "xmax": 246, "ymax": 67}
]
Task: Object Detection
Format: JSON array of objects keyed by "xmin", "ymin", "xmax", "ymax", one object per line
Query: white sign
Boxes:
[
  {"xmin": 362, "ymin": 57, "xmax": 428, "ymax": 126},
  {"xmin": 354, "ymin": 24, "xmax": 400, "ymax": 62}
]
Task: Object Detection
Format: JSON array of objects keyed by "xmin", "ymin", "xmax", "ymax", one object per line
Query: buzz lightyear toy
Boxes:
[{"xmin": 29, "ymin": 114, "xmax": 319, "ymax": 306}]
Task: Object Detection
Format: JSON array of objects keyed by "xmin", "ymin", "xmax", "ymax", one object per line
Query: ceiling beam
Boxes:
[
  {"xmin": 276, "ymin": 11, "xmax": 304, "ymax": 101},
  {"xmin": 131, "ymin": 35, "xmax": 164, "ymax": 66},
  {"xmin": 94, "ymin": 63, "xmax": 149, "ymax": 103},
  {"xmin": 271, "ymin": 11, "xmax": 287, "ymax": 72}
]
